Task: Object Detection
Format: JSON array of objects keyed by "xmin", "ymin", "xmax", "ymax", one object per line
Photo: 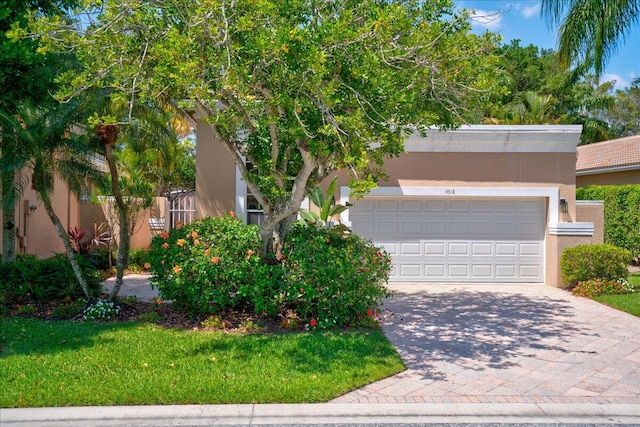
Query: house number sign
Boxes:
[{"xmin": 445, "ymin": 189, "xmax": 456, "ymax": 195}]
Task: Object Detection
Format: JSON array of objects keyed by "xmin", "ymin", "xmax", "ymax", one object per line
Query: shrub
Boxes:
[
  {"xmin": 572, "ymin": 279, "xmax": 633, "ymax": 298},
  {"xmin": 561, "ymin": 244, "xmax": 632, "ymax": 288},
  {"xmin": 279, "ymin": 222, "xmax": 392, "ymax": 329},
  {"xmin": 148, "ymin": 214, "xmax": 262, "ymax": 313},
  {"xmin": 128, "ymin": 248, "xmax": 151, "ymax": 272},
  {"xmin": 147, "ymin": 215, "xmax": 392, "ymax": 329},
  {"xmin": 0, "ymin": 253, "xmax": 102, "ymax": 306}
]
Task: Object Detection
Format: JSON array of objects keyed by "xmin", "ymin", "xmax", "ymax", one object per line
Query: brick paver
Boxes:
[{"xmin": 332, "ymin": 284, "xmax": 640, "ymax": 405}]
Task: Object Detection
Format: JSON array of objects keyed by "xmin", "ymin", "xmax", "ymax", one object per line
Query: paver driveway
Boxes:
[{"xmin": 333, "ymin": 284, "xmax": 640, "ymax": 404}]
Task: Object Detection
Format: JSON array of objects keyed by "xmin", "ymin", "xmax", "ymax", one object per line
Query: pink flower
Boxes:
[{"xmin": 309, "ymin": 318, "xmax": 317, "ymax": 327}]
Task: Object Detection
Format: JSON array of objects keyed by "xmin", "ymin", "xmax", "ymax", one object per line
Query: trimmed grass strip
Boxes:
[{"xmin": 0, "ymin": 318, "xmax": 404, "ymax": 407}]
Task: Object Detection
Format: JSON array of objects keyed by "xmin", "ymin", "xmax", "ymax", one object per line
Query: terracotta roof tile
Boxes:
[{"xmin": 576, "ymin": 134, "xmax": 640, "ymax": 171}]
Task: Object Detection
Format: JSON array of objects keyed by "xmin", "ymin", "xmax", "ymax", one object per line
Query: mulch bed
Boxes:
[{"xmin": 5, "ymin": 295, "xmax": 291, "ymax": 333}]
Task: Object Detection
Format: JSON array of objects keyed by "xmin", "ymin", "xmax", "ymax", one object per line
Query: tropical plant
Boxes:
[
  {"xmin": 300, "ymin": 176, "xmax": 351, "ymax": 229},
  {"xmin": 542, "ymin": 0, "xmax": 640, "ymax": 78},
  {"xmin": 0, "ymin": 101, "xmax": 103, "ymax": 299}
]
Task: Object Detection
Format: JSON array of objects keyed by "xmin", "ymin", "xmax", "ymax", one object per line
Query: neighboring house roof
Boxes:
[{"xmin": 576, "ymin": 134, "xmax": 640, "ymax": 175}]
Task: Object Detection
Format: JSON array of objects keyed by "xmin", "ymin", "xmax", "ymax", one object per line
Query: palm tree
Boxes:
[
  {"xmin": 0, "ymin": 101, "xmax": 102, "ymax": 299},
  {"xmin": 88, "ymin": 96, "xmax": 188, "ymax": 300},
  {"xmin": 542, "ymin": 0, "xmax": 640, "ymax": 78}
]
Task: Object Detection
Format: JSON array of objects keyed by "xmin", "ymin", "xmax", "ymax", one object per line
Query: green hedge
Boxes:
[
  {"xmin": 560, "ymin": 244, "xmax": 631, "ymax": 288},
  {"xmin": 576, "ymin": 185, "xmax": 640, "ymax": 256}
]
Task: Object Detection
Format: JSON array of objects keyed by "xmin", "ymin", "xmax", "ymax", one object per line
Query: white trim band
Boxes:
[{"xmin": 549, "ymin": 222, "xmax": 595, "ymax": 236}]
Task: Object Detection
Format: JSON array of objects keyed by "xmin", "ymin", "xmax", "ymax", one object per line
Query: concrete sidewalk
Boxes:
[{"xmin": 3, "ymin": 402, "xmax": 640, "ymax": 426}]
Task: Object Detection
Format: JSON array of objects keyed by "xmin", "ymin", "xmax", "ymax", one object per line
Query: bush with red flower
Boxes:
[{"xmin": 147, "ymin": 215, "xmax": 392, "ymax": 329}]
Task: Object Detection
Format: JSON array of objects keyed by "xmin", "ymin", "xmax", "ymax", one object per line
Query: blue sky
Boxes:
[{"xmin": 457, "ymin": 1, "xmax": 639, "ymax": 89}]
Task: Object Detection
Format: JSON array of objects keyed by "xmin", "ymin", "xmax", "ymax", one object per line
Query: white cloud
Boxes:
[
  {"xmin": 468, "ymin": 9, "xmax": 503, "ymax": 31},
  {"xmin": 603, "ymin": 73, "xmax": 630, "ymax": 90},
  {"xmin": 520, "ymin": 3, "xmax": 541, "ymax": 19}
]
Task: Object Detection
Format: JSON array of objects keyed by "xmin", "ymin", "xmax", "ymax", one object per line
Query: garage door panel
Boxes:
[
  {"xmin": 351, "ymin": 197, "xmax": 545, "ymax": 282},
  {"xmin": 401, "ymin": 221, "xmax": 421, "ymax": 233},
  {"xmin": 472, "ymin": 265, "xmax": 493, "ymax": 278},
  {"xmin": 400, "ymin": 264, "xmax": 422, "ymax": 277},
  {"xmin": 426, "ymin": 200, "xmax": 446, "ymax": 212},
  {"xmin": 425, "ymin": 242, "xmax": 445, "ymax": 255},
  {"xmin": 449, "ymin": 200, "xmax": 470, "ymax": 212},
  {"xmin": 519, "ymin": 265, "xmax": 542, "ymax": 278},
  {"xmin": 496, "ymin": 243, "xmax": 517, "ymax": 256},
  {"xmin": 401, "ymin": 200, "xmax": 422, "ymax": 212},
  {"xmin": 400, "ymin": 242, "xmax": 421, "ymax": 255},
  {"xmin": 520, "ymin": 243, "xmax": 542, "ymax": 256},
  {"xmin": 448, "ymin": 221, "xmax": 470, "ymax": 234},
  {"xmin": 449, "ymin": 264, "xmax": 470, "ymax": 277},
  {"xmin": 472, "ymin": 243, "xmax": 493, "ymax": 256},
  {"xmin": 425, "ymin": 264, "xmax": 446, "ymax": 277},
  {"xmin": 448, "ymin": 242, "xmax": 470, "ymax": 255},
  {"xmin": 496, "ymin": 265, "xmax": 517, "ymax": 278},
  {"xmin": 425, "ymin": 221, "xmax": 446, "ymax": 234}
]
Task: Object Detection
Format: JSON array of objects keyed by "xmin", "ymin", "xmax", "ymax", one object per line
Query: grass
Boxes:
[
  {"xmin": 0, "ymin": 318, "xmax": 404, "ymax": 408},
  {"xmin": 590, "ymin": 274, "xmax": 640, "ymax": 318}
]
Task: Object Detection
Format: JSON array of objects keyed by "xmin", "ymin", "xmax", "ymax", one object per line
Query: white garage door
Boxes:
[{"xmin": 351, "ymin": 197, "xmax": 546, "ymax": 282}]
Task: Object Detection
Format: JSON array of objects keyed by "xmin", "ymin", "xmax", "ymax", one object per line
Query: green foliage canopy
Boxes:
[{"xmin": 24, "ymin": 0, "xmax": 501, "ymax": 254}]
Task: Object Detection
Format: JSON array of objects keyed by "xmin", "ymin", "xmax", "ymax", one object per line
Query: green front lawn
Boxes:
[
  {"xmin": 0, "ymin": 318, "xmax": 404, "ymax": 407},
  {"xmin": 591, "ymin": 273, "xmax": 640, "ymax": 318},
  {"xmin": 594, "ymin": 292, "xmax": 640, "ymax": 318}
]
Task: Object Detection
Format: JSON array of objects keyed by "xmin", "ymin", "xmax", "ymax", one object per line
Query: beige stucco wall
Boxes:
[
  {"xmin": 577, "ymin": 169, "xmax": 640, "ymax": 187},
  {"xmin": 576, "ymin": 202, "xmax": 604, "ymax": 244},
  {"xmin": 195, "ymin": 120, "xmax": 237, "ymax": 219},
  {"xmin": 1, "ymin": 183, "xmax": 164, "ymax": 259}
]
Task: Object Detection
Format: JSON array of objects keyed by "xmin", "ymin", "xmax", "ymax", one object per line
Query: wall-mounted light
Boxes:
[{"xmin": 560, "ymin": 198, "xmax": 568, "ymax": 213}]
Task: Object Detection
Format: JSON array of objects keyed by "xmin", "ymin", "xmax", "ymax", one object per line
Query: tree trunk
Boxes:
[
  {"xmin": 109, "ymin": 211, "xmax": 130, "ymax": 300},
  {"xmin": 103, "ymin": 141, "xmax": 130, "ymax": 300},
  {"xmin": 1, "ymin": 172, "xmax": 16, "ymax": 263},
  {"xmin": 41, "ymin": 192, "xmax": 91, "ymax": 299}
]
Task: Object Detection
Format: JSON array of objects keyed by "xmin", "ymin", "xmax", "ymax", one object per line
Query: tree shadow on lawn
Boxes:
[
  {"xmin": 184, "ymin": 330, "xmax": 404, "ymax": 375},
  {"xmin": 0, "ymin": 318, "xmax": 141, "ymax": 358},
  {"xmin": 381, "ymin": 287, "xmax": 591, "ymax": 381}
]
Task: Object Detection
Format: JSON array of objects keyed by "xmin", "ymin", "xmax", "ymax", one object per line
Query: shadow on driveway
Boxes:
[{"xmin": 381, "ymin": 285, "xmax": 585, "ymax": 381}]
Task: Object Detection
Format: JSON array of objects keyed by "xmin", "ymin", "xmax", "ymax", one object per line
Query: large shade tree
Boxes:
[
  {"xmin": 26, "ymin": 0, "xmax": 501, "ymax": 257},
  {"xmin": 542, "ymin": 0, "xmax": 640, "ymax": 78}
]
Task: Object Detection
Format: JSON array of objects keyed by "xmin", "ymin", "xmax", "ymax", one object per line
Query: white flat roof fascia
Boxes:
[{"xmin": 405, "ymin": 125, "xmax": 582, "ymax": 153}]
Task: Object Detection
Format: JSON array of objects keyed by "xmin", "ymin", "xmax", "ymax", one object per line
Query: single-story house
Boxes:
[
  {"xmin": 196, "ymin": 123, "xmax": 604, "ymax": 287},
  {"xmin": 576, "ymin": 134, "xmax": 640, "ymax": 187}
]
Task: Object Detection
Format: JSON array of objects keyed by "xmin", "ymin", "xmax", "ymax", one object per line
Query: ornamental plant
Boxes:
[
  {"xmin": 147, "ymin": 214, "xmax": 262, "ymax": 313},
  {"xmin": 280, "ymin": 222, "xmax": 392, "ymax": 329},
  {"xmin": 83, "ymin": 300, "xmax": 120, "ymax": 321},
  {"xmin": 560, "ymin": 244, "xmax": 632, "ymax": 288},
  {"xmin": 147, "ymin": 215, "xmax": 392, "ymax": 329},
  {"xmin": 572, "ymin": 279, "xmax": 633, "ymax": 298}
]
